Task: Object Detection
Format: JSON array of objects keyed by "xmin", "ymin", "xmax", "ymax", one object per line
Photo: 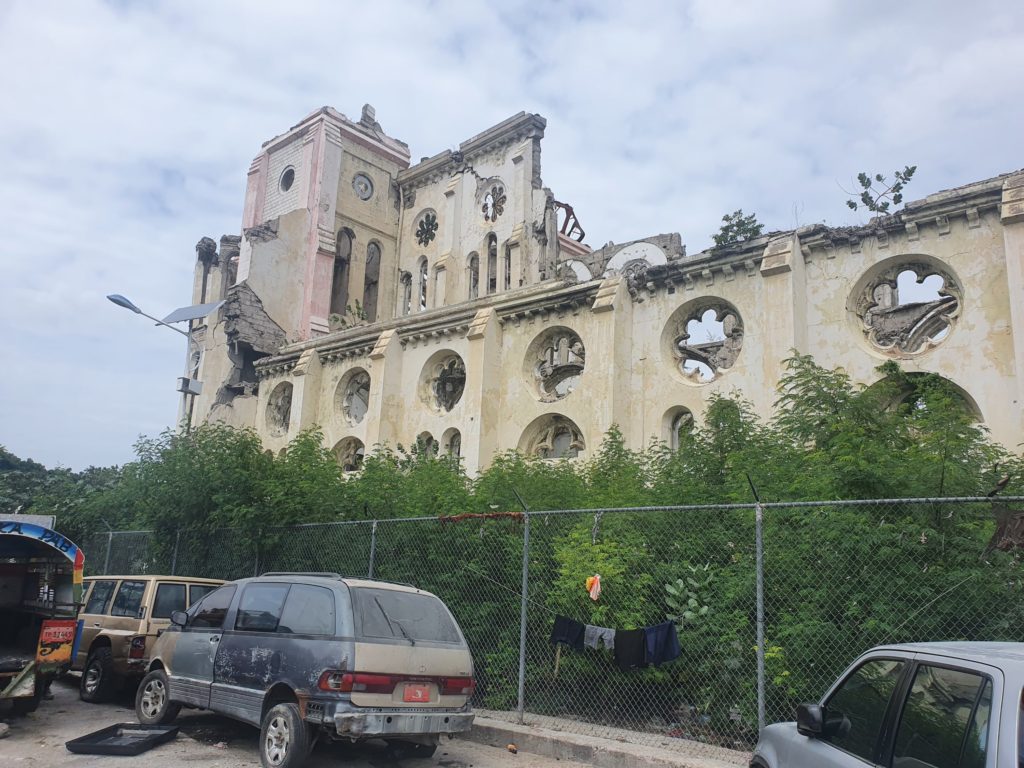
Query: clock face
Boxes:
[{"xmin": 352, "ymin": 173, "xmax": 374, "ymax": 201}]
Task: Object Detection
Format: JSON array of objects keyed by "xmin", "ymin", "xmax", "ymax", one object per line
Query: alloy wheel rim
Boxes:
[
  {"xmin": 84, "ymin": 662, "xmax": 101, "ymax": 693},
  {"xmin": 265, "ymin": 715, "xmax": 290, "ymax": 765},
  {"xmin": 141, "ymin": 679, "xmax": 165, "ymax": 718}
]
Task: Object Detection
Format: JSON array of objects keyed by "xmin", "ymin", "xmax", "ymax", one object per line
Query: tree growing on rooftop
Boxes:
[
  {"xmin": 712, "ymin": 209, "xmax": 765, "ymax": 247},
  {"xmin": 846, "ymin": 166, "xmax": 917, "ymax": 214}
]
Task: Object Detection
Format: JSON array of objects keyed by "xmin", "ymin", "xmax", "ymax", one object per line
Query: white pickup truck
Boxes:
[{"xmin": 752, "ymin": 642, "xmax": 1022, "ymax": 768}]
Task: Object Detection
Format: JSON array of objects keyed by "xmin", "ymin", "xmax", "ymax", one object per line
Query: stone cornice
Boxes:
[{"xmin": 397, "ymin": 112, "xmax": 546, "ymax": 192}]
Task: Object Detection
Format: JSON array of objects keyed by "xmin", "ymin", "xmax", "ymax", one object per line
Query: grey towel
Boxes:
[{"xmin": 584, "ymin": 624, "xmax": 615, "ymax": 651}]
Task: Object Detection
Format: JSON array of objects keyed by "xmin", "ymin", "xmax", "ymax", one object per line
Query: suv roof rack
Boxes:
[{"xmin": 260, "ymin": 571, "xmax": 343, "ymax": 579}]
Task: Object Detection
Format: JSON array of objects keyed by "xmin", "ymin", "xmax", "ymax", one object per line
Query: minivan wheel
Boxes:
[
  {"xmin": 80, "ymin": 646, "xmax": 116, "ymax": 703},
  {"xmin": 135, "ymin": 670, "xmax": 181, "ymax": 725},
  {"xmin": 260, "ymin": 703, "xmax": 311, "ymax": 768}
]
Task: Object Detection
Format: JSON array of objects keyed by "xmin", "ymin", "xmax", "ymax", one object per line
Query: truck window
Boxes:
[
  {"xmin": 152, "ymin": 583, "xmax": 187, "ymax": 619},
  {"xmin": 84, "ymin": 580, "xmax": 116, "ymax": 615},
  {"xmin": 189, "ymin": 583, "xmax": 217, "ymax": 605},
  {"xmin": 891, "ymin": 664, "xmax": 990, "ymax": 768},
  {"xmin": 822, "ymin": 658, "xmax": 905, "ymax": 762},
  {"xmin": 110, "ymin": 580, "xmax": 147, "ymax": 618}
]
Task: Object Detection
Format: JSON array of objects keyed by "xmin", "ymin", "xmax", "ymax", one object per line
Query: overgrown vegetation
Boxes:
[
  {"xmin": 846, "ymin": 165, "xmax": 917, "ymax": 214},
  {"xmin": 4, "ymin": 355, "xmax": 1023, "ymax": 744},
  {"xmin": 712, "ymin": 209, "xmax": 765, "ymax": 247}
]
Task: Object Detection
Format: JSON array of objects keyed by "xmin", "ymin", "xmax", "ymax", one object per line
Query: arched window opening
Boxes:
[
  {"xmin": 416, "ymin": 432, "xmax": 438, "ymax": 457},
  {"xmin": 504, "ymin": 243, "xmax": 512, "ymax": 290},
  {"xmin": 363, "ymin": 242, "xmax": 380, "ymax": 323},
  {"xmin": 519, "ymin": 415, "xmax": 585, "ymax": 460},
  {"xmin": 400, "ymin": 271, "xmax": 412, "ymax": 316},
  {"xmin": 331, "ymin": 229, "xmax": 353, "ymax": 317},
  {"xmin": 334, "ymin": 438, "xmax": 365, "ymax": 474},
  {"xmin": 445, "ymin": 429, "xmax": 462, "ymax": 459},
  {"xmin": 486, "ymin": 234, "xmax": 498, "ymax": 294},
  {"xmin": 468, "ymin": 253, "xmax": 480, "ymax": 300},
  {"xmin": 418, "ymin": 257, "xmax": 428, "ymax": 311},
  {"xmin": 668, "ymin": 408, "xmax": 694, "ymax": 451}
]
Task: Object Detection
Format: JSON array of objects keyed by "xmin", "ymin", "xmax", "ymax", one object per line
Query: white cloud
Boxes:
[{"xmin": 0, "ymin": 0, "xmax": 1021, "ymax": 469}]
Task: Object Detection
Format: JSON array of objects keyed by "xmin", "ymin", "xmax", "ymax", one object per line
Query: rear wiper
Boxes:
[{"xmin": 374, "ymin": 596, "xmax": 415, "ymax": 645}]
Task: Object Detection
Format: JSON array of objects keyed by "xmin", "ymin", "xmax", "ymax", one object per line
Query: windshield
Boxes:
[{"xmin": 353, "ymin": 587, "xmax": 462, "ymax": 644}]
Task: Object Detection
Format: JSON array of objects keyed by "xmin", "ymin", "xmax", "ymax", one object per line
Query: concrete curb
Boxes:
[{"xmin": 465, "ymin": 716, "xmax": 747, "ymax": 768}]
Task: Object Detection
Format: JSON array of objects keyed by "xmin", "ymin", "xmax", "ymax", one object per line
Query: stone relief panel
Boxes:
[
  {"xmin": 333, "ymin": 437, "xmax": 365, "ymax": 473},
  {"xmin": 853, "ymin": 260, "xmax": 961, "ymax": 357},
  {"xmin": 265, "ymin": 381, "xmax": 293, "ymax": 436},
  {"xmin": 335, "ymin": 368, "xmax": 371, "ymax": 426},
  {"xmin": 421, "ymin": 353, "xmax": 467, "ymax": 412},
  {"xmin": 520, "ymin": 414, "xmax": 586, "ymax": 459},
  {"xmin": 663, "ymin": 299, "xmax": 744, "ymax": 384},
  {"xmin": 525, "ymin": 327, "xmax": 586, "ymax": 402}
]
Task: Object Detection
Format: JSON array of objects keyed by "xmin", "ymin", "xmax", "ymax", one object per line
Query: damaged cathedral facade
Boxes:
[{"xmin": 187, "ymin": 104, "xmax": 1024, "ymax": 473}]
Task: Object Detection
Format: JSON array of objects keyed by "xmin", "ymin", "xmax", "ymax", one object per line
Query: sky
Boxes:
[{"xmin": 1, "ymin": 0, "xmax": 1022, "ymax": 471}]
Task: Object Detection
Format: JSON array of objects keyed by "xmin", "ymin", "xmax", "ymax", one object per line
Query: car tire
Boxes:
[
  {"xmin": 80, "ymin": 646, "xmax": 117, "ymax": 703},
  {"xmin": 260, "ymin": 702, "xmax": 312, "ymax": 768},
  {"xmin": 135, "ymin": 670, "xmax": 181, "ymax": 725},
  {"xmin": 389, "ymin": 740, "xmax": 438, "ymax": 759}
]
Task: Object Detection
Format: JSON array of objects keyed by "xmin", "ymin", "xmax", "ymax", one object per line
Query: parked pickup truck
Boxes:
[
  {"xmin": 75, "ymin": 574, "xmax": 223, "ymax": 702},
  {"xmin": 752, "ymin": 642, "xmax": 1024, "ymax": 768}
]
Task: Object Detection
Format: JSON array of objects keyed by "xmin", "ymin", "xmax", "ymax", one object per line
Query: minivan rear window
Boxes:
[{"xmin": 354, "ymin": 587, "xmax": 461, "ymax": 644}]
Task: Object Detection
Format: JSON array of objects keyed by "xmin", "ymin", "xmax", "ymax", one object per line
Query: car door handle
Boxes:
[
  {"xmin": 92, "ymin": 623, "xmax": 101, "ymax": 627},
  {"xmin": 209, "ymin": 637, "xmax": 220, "ymax": 643}
]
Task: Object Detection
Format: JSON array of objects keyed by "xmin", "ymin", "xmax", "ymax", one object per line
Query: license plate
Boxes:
[{"xmin": 403, "ymin": 683, "xmax": 431, "ymax": 703}]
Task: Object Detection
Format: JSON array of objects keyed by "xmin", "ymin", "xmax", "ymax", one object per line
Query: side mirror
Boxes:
[
  {"xmin": 170, "ymin": 610, "xmax": 188, "ymax": 627},
  {"xmin": 796, "ymin": 702, "xmax": 824, "ymax": 737}
]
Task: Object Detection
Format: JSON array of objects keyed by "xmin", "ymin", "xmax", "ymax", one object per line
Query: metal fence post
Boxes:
[
  {"xmin": 755, "ymin": 502, "xmax": 766, "ymax": 733},
  {"xmin": 514, "ymin": 494, "xmax": 531, "ymax": 725},
  {"xmin": 368, "ymin": 520, "xmax": 378, "ymax": 579},
  {"xmin": 103, "ymin": 531, "xmax": 113, "ymax": 575},
  {"xmin": 170, "ymin": 530, "xmax": 180, "ymax": 575}
]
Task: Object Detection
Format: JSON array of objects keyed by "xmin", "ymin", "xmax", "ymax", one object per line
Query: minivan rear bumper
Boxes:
[{"xmin": 333, "ymin": 710, "xmax": 474, "ymax": 738}]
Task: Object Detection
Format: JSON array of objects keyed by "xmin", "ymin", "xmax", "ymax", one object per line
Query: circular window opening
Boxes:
[
  {"xmin": 334, "ymin": 437, "xmax": 365, "ymax": 473},
  {"xmin": 662, "ymin": 299, "xmax": 743, "ymax": 385},
  {"xmin": 421, "ymin": 353, "xmax": 466, "ymax": 412},
  {"xmin": 335, "ymin": 369, "xmax": 370, "ymax": 426},
  {"xmin": 353, "ymin": 173, "xmax": 374, "ymax": 201},
  {"xmin": 525, "ymin": 327, "xmax": 586, "ymax": 402},
  {"xmin": 853, "ymin": 260, "xmax": 961, "ymax": 357},
  {"xmin": 279, "ymin": 167, "xmax": 295, "ymax": 192},
  {"xmin": 265, "ymin": 382, "xmax": 293, "ymax": 437}
]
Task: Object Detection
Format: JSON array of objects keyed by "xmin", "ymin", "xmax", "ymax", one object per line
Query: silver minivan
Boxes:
[{"xmin": 135, "ymin": 573, "xmax": 475, "ymax": 768}]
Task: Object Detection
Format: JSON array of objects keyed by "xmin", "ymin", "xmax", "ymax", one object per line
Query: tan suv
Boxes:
[{"xmin": 76, "ymin": 575, "xmax": 223, "ymax": 702}]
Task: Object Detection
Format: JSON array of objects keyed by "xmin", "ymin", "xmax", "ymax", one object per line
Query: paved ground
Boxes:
[{"xmin": 0, "ymin": 677, "xmax": 591, "ymax": 768}]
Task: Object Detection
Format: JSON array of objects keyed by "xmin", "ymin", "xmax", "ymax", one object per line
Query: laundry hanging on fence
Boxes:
[
  {"xmin": 643, "ymin": 620, "xmax": 681, "ymax": 666},
  {"xmin": 583, "ymin": 624, "xmax": 615, "ymax": 651},
  {"xmin": 585, "ymin": 574, "xmax": 601, "ymax": 601},
  {"xmin": 613, "ymin": 628, "xmax": 647, "ymax": 671},
  {"xmin": 549, "ymin": 615, "xmax": 586, "ymax": 650}
]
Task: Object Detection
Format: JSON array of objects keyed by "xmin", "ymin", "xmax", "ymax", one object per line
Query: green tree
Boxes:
[
  {"xmin": 712, "ymin": 210, "xmax": 765, "ymax": 247},
  {"xmin": 846, "ymin": 166, "xmax": 917, "ymax": 213}
]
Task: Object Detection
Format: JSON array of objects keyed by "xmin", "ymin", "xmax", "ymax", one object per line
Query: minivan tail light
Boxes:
[
  {"xmin": 318, "ymin": 671, "xmax": 398, "ymax": 694},
  {"xmin": 440, "ymin": 677, "xmax": 476, "ymax": 696},
  {"xmin": 129, "ymin": 636, "xmax": 146, "ymax": 659}
]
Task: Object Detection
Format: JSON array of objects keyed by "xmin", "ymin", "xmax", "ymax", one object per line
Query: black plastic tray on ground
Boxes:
[{"xmin": 65, "ymin": 723, "xmax": 179, "ymax": 756}]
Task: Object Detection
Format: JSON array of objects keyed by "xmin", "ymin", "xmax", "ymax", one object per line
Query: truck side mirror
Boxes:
[
  {"xmin": 170, "ymin": 610, "xmax": 188, "ymax": 627},
  {"xmin": 796, "ymin": 702, "xmax": 824, "ymax": 737}
]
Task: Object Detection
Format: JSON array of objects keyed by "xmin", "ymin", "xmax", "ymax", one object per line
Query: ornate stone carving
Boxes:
[
  {"xmin": 482, "ymin": 184, "xmax": 506, "ymax": 222},
  {"xmin": 195, "ymin": 236, "xmax": 218, "ymax": 267},
  {"xmin": 532, "ymin": 329, "xmax": 585, "ymax": 401},
  {"xmin": 669, "ymin": 300, "xmax": 744, "ymax": 383},
  {"xmin": 415, "ymin": 212, "xmax": 438, "ymax": 246},
  {"xmin": 855, "ymin": 261, "xmax": 961, "ymax": 356},
  {"xmin": 525, "ymin": 415, "xmax": 585, "ymax": 459}
]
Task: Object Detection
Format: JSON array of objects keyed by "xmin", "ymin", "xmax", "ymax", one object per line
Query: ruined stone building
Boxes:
[{"xmin": 187, "ymin": 103, "xmax": 1024, "ymax": 473}]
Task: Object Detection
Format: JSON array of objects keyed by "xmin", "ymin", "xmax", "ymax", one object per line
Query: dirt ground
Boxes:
[{"xmin": 0, "ymin": 677, "xmax": 590, "ymax": 768}]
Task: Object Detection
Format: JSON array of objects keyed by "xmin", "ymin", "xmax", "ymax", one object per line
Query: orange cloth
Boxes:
[{"xmin": 586, "ymin": 574, "xmax": 601, "ymax": 601}]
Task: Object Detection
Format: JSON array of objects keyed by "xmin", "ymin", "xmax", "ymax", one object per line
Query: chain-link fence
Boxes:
[{"xmin": 77, "ymin": 497, "xmax": 1024, "ymax": 760}]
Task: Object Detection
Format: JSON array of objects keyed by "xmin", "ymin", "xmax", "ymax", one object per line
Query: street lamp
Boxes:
[{"xmin": 106, "ymin": 294, "xmax": 225, "ymax": 428}]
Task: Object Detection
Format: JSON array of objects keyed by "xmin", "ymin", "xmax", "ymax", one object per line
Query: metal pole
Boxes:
[
  {"xmin": 368, "ymin": 520, "xmax": 378, "ymax": 579},
  {"xmin": 104, "ymin": 532, "xmax": 113, "ymax": 575},
  {"xmin": 755, "ymin": 501, "xmax": 766, "ymax": 733},
  {"xmin": 513, "ymin": 489, "xmax": 531, "ymax": 725},
  {"xmin": 170, "ymin": 530, "xmax": 180, "ymax": 575}
]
